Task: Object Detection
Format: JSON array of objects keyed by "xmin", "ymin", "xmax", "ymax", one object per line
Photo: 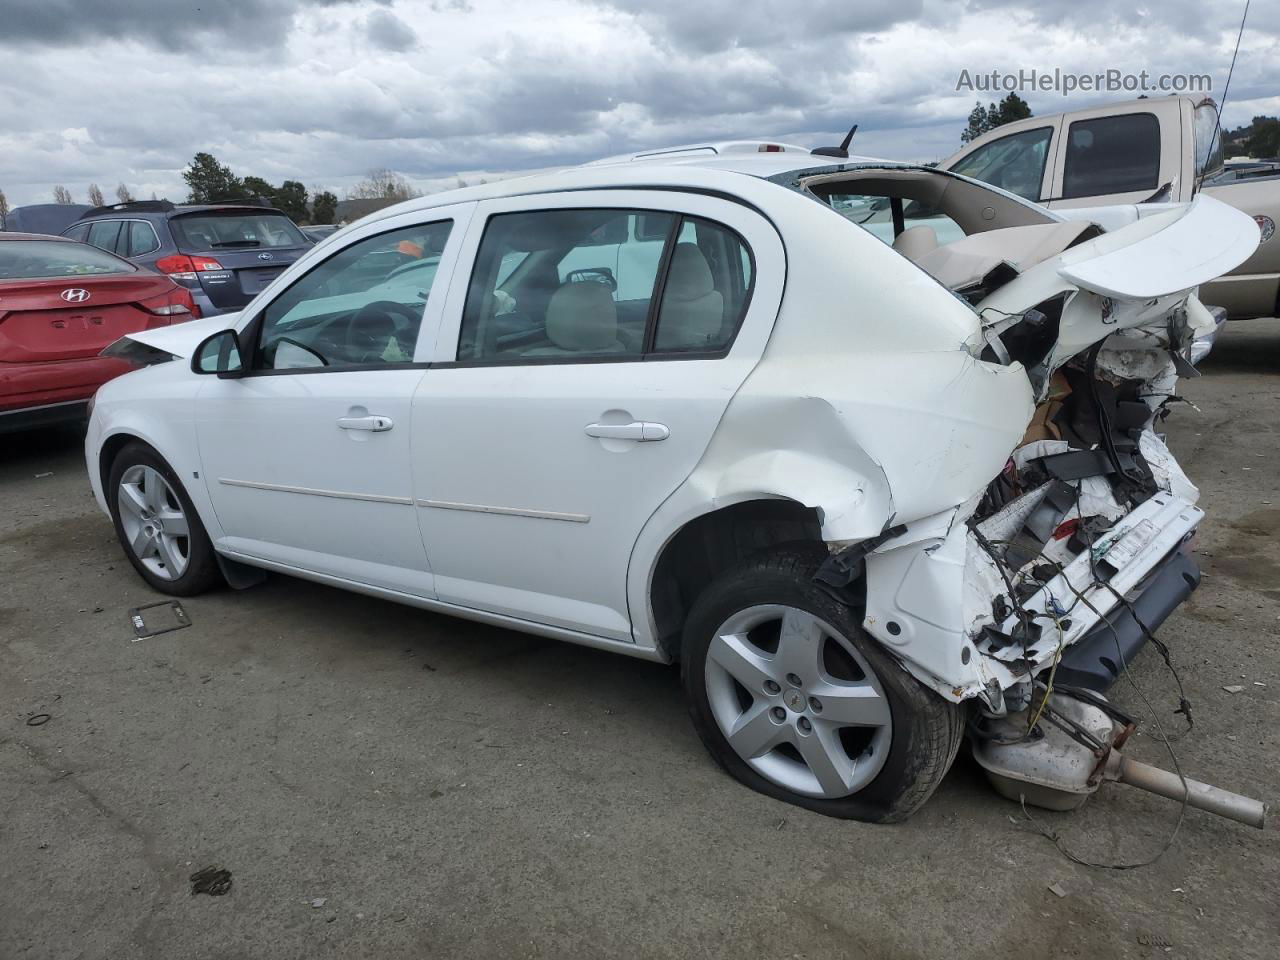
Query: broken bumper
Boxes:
[{"xmin": 1055, "ymin": 543, "xmax": 1200, "ymax": 691}]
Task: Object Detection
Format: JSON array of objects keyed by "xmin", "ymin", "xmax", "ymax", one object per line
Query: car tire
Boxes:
[
  {"xmin": 681, "ymin": 542, "xmax": 964, "ymax": 822},
  {"xmin": 108, "ymin": 441, "xmax": 222, "ymax": 596}
]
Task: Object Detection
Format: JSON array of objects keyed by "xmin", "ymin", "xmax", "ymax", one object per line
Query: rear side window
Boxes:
[
  {"xmin": 125, "ymin": 220, "xmax": 161, "ymax": 257},
  {"xmin": 86, "ymin": 220, "xmax": 123, "ymax": 254},
  {"xmin": 173, "ymin": 212, "xmax": 307, "ymax": 251},
  {"xmin": 458, "ymin": 208, "xmax": 753, "ymax": 363},
  {"xmin": 1062, "ymin": 113, "xmax": 1160, "ymax": 199},
  {"xmin": 0, "ymin": 240, "xmax": 133, "ymax": 279},
  {"xmin": 949, "ymin": 126, "xmax": 1053, "ymax": 201},
  {"xmin": 63, "ymin": 223, "xmax": 90, "ymax": 243}
]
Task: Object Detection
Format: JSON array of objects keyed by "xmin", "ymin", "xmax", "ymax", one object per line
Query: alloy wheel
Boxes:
[
  {"xmin": 704, "ymin": 604, "xmax": 893, "ymax": 799},
  {"xmin": 117, "ymin": 465, "xmax": 191, "ymax": 581}
]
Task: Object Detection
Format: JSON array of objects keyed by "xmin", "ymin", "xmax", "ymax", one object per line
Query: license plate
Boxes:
[{"xmin": 1100, "ymin": 518, "xmax": 1159, "ymax": 569}]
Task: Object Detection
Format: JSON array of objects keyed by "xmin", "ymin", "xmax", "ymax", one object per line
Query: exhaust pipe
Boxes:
[
  {"xmin": 1107, "ymin": 753, "xmax": 1267, "ymax": 829},
  {"xmin": 974, "ymin": 691, "xmax": 1268, "ymax": 829}
]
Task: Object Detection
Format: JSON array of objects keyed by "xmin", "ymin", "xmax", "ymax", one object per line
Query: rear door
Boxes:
[
  {"xmin": 1045, "ymin": 103, "xmax": 1181, "ymax": 209},
  {"xmin": 171, "ymin": 209, "xmax": 313, "ymax": 311},
  {"xmin": 410, "ymin": 191, "xmax": 783, "ymax": 639}
]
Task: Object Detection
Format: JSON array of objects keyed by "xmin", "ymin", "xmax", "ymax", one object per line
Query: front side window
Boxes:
[
  {"xmin": 253, "ymin": 220, "xmax": 452, "ymax": 371},
  {"xmin": 173, "ymin": 212, "xmax": 308, "ymax": 251},
  {"xmin": 0, "ymin": 240, "xmax": 134, "ymax": 280},
  {"xmin": 458, "ymin": 208, "xmax": 752, "ymax": 362},
  {"xmin": 1062, "ymin": 113, "xmax": 1160, "ymax": 199},
  {"xmin": 949, "ymin": 126, "xmax": 1054, "ymax": 201}
]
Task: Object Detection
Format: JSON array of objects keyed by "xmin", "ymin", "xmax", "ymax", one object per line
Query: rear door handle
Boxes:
[
  {"xmin": 337, "ymin": 415, "xmax": 394, "ymax": 432},
  {"xmin": 584, "ymin": 421, "xmax": 669, "ymax": 442}
]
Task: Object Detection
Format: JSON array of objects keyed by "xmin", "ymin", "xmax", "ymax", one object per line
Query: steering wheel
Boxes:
[{"xmin": 343, "ymin": 301, "xmax": 420, "ymax": 362}]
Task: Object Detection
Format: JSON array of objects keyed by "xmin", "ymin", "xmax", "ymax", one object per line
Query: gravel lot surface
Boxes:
[{"xmin": 2, "ymin": 319, "xmax": 1278, "ymax": 959}]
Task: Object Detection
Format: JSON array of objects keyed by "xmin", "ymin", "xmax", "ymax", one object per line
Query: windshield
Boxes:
[
  {"xmin": 173, "ymin": 212, "xmax": 307, "ymax": 251},
  {"xmin": 0, "ymin": 240, "xmax": 134, "ymax": 280}
]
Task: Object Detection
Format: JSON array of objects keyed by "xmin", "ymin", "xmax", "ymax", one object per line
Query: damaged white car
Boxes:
[{"xmin": 86, "ymin": 142, "xmax": 1261, "ymax": 821}]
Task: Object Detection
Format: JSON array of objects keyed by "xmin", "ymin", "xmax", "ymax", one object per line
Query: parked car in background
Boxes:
[
  {"xmin": 301, "ymin": 224, "xmax": 341, "ymax": 243},
  {"xmin": 939, "ymin": 95, "xmax": 1279, "ymax": 318},
  {"xmin": 3, "ymin": 203, "xmax": 93, "ymax": 235},
  {"xmin": 0, "ymin": 233, "xmax": 196, "ymax": 432},
  {"xmin": 86, "ymin": 143, "xmax": 1257, "ymax": 820},
  {"xmin": 64, "ymin": 200, "xmax": 312, "ymax": 318}
]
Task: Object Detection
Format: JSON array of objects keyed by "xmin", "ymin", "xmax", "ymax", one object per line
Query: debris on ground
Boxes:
[
  {"xmin": 129, "ymin": 600, "xmax": 191, "ymax": 641},
  {"xmin": 311, "ymin": 897, "xmax": 327, "ymax": 908},
  {"xmin": 25, "ymin": 713, "xmax": 51, "ymax": 727},
  {"xmin": 1137, "ymin": 933, "xmax": 1173, "ymax": 947},
  {"xmin": 1047, "ymin": 882, "xmax": 1068, "ymax": 898},
  {"xmin": 1222, "ymin": 685, "xmax": 1245, "ymax": 694},
  {"xmin": 189, "ymin": 866, "xmax": 232, "ymax": 896}
]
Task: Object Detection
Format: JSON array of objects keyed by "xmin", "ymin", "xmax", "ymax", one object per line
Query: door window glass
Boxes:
[
  {"xmin": 458, "ymin": 208, "xmax": 756, "ymax": 363},
  {"xmin": 458, "ymin": 209, "xmax": 674, "ymax": 361},
  {"xmin": 949, "ymin": 126, "xmax": 1053, "ymax": 201},
  {"xmin": 254, "ymin": 220, "xmax": 452, "ymax": 371},
  {"xmin": 1062, "ymin": 113, "xmax": 1160, "ymax": 199},
  {"xmin": 652, "ymin": 217, "xmax": 752, "ymax": 353},
  {"xmin": 86, "ymin": 220, "xmax": 123, "ymax": 254}
]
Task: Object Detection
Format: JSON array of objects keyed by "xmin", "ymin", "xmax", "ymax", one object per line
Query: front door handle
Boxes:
[
  {"xmin": 584, "ymin": 421, "xmax": 669, "ymax": 442},
  {"xmin": 337, "ymin": 415, "xmax": 394, "ymax": 432}
]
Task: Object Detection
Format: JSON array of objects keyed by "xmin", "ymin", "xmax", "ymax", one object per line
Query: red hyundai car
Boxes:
[{"xmin": 0, "ymin": 233, "xmax": 197, "ymax": 433}]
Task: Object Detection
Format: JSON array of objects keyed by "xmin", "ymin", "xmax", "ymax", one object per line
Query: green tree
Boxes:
[
  {"xmin": 183, "ymin": 152, "xmax": 244, "ymax": 203},
  {"xmin": 311, "ymin": 189, "xmax": 338, "ymax": 224},
  {"xmin": 275, "ymin": 180, "xmax": 309, "ymax": 222},
  {"xmin": 242, "ymin": 176, "xmax": 276, "ymax": 202},
  {"xmin": 961, "ymin": 93, "xmax": 1033, "ymax": 144}
]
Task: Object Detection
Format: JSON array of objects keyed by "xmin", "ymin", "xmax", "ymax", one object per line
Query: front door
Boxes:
[
  {"xmin": 411, "ymin": 191, "xmax": 784, "ymax": 639},
  {"xmin": 195, "ymin": 212, "xmax": 466, "ymax": 596}
]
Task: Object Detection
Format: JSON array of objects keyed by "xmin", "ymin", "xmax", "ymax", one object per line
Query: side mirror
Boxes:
[{"xmin": 191, "ymin": 329, "xmax": 245, "ymax": 378}]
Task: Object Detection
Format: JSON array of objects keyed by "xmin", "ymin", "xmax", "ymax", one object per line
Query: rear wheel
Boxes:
[
  {"xmin": 108, "ymin": 442, "xmax": 221, "ymax": 596},
  {"xmin": 681, "ymin": 544, "xmax": 964, "ymax": 822}
]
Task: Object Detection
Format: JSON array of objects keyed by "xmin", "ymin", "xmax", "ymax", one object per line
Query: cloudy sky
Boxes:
[{"xmin": 0, "ymin": 0, "xmax": 1276, "ymax": 206}]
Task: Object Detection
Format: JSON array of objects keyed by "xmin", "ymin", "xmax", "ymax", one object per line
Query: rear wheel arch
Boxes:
[{"xmin": 647, "ymin": 497, "xmax": 825, "ymax": 660}]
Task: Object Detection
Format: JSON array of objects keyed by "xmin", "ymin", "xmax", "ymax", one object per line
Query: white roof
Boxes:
[{"xmin": 356, "ymin": 141, "xmax": 904, "ymax": 229}]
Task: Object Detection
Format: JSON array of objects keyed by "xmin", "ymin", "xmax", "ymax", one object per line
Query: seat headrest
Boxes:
[
  {"xmin": 891, "ymin": 225, "xmax": 939, "ymax": 261},
  {"xmin": 545, "ymin": 282, "xmax": 618, "ymax": 351},
  {"xmin": 664, "ymin": 243, "xmax": 715, "ymax": 301}
]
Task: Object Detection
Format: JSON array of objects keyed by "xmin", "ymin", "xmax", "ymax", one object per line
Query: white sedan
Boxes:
[{"xmin": 88, "ymin": 141, "xmax": 1258, "ymax": 820}]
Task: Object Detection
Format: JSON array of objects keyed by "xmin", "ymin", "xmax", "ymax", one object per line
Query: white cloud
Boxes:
[{"xmin": 0, "ymin": 0, "xmax": 1275, "ymax": 205}]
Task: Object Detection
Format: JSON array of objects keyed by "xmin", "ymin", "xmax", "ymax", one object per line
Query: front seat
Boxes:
[
  {"xmin": 654, "ymin": 243, "xmax": 724, "ymax": 351},
  {"xmin": 524, "ymin": 281, "xmax": 628, "ymax": 355},
  {"xmin": 891, "ymin": 225, "xmax": 939, "ymax": 262}
]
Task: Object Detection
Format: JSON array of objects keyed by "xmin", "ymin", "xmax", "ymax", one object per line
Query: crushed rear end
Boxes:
[{"xmin": 845, "ymin": 194, "xmax": 1260, "ymax": 711}]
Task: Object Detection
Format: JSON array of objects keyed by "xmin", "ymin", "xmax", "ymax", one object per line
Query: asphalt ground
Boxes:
[{"xmin": 2, "ymin": 319, "xmax": 1278, "ymax": 959}]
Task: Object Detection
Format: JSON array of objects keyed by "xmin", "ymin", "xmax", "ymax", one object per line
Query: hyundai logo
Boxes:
[
  {"xmin": 257, "ymin": 252, "xmax": 274, "ymax": 261},
  {"xmin": 60, "ymin": 288, "xmax": 90, "ymax": 303}
]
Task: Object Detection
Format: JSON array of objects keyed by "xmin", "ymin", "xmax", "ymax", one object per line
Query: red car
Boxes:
[{"xmin": 0, "ymin": 233, "xmax": 197, "ymax": 433}]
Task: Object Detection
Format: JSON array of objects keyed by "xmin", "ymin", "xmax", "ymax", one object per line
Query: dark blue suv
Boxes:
[{"xmin": 63, "ymin": 200, "xmax": 312, "ymax": 317}]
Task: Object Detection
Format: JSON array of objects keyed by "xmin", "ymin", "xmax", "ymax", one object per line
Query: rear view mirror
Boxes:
[{"xmin": 192, "ymin": 329, "xmax": 245, "ymax": 378}]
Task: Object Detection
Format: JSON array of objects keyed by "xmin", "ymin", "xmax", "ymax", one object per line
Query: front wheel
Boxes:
[
  {"xmin": 108, "ymin": 441, "xmax": 222, "ymax": 596},
  {"xmin": 681, "ymin": 544, "xmax": 964, "ymax": 822}
]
